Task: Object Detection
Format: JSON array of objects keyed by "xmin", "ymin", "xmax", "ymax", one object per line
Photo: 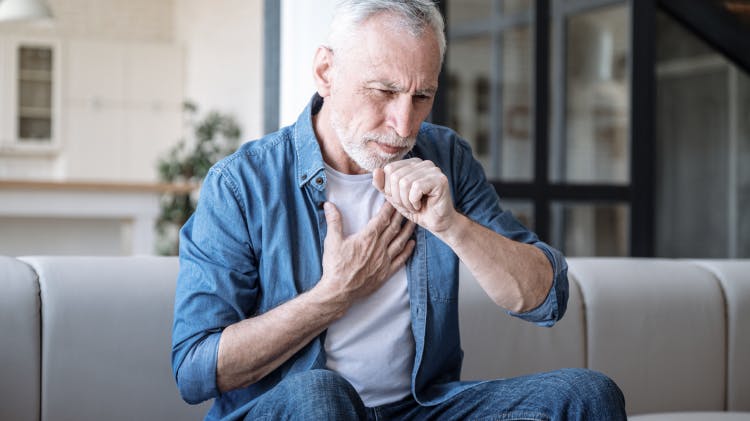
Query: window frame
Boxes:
[{"xmin": 436, "ymin": 0, "xmax": 656, "ymax": 257}]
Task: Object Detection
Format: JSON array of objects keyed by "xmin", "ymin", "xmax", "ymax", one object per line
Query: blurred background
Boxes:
[{"xmin": 0, "ymin": 0, "xmax": 748, "ymax": 259}]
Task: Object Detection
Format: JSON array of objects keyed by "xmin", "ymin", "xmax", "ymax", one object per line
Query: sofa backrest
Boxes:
[
  {"xmin": 0, "ymin": 256, "xmax": 40, "ymax": 421},
  {"xmin": 570, "ymin": 258, "xmax": 726, "ymax": 414},
  {"xmin": 3, "ymin": 255, "xmax": 749, "ymax": 419},
  {"xmin": 459, "ymin": 258, "xmax": 750, "ymax": 416},
  {"xmin": 19, "ymin": 256, "xmax": 209, "ymax": 421},
  {"xmin": 458, "ymin": 262, "xmax": 587, "ymax": 379},
  {"xmin": 693, "ymin": 260, "xmax": 750, "ymax": 412}
]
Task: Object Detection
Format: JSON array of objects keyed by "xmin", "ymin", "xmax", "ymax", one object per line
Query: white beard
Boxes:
[{"xmin": 330, "ymin": 106, "xmax": 415, "ymax": 172}]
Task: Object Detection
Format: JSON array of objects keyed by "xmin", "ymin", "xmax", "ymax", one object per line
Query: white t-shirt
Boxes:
[{"xmin": 323, "ymin": 164, "xmax": 415, "ymax": 407}]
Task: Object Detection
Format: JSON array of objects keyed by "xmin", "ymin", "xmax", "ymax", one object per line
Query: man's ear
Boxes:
[{"xmin": 312, "ymin": 46, "xmax": 334, "ymax": 97}]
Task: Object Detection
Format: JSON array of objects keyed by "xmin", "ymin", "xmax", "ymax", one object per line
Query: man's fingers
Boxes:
[
  {"xmin": 364, "ymin": 200, "xmax": 395, "ymax": 235},
  {"xmin": 372, "ymin": 168, "xmax": 386, "ymax": 193},
  {"xmin": 382, "ymin": 159, "xmax": 419, "ymax": 199},
  {"xmin": 387, "ymin": 239, "xmax": 416, "ymax": 278},
  {"xmin": 386, "ymin": 220, "xmax": 416, "ymax": 257},
  {"xmin": 408, "ymin": 181, "xmax": 426, "ymax": 211},
  {"xmin": 323, "ymin": 202, "xmax": 343, "ymax": 242},
  {"xmin": 380, "ymin": 208, "xmax": 409, "ymax": 245},
  {"xmin": 382, "ymin": 195, "xmax": 413, "ymax": 220},
  {"xmin": 382, "ymin": 160, "xmax": 442, "ymax": 214}
]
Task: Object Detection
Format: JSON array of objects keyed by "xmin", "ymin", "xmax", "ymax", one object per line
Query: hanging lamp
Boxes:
[{"xmin": 0, "ymin": 0, "xmax": 53, "ymax": 22}]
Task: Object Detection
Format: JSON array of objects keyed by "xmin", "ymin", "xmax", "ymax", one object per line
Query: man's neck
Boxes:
[{"xmin": 312, "ymin": 101, "xmax": 368, "ymax": 175}]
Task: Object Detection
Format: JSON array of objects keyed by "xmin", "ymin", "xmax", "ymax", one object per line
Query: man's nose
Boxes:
[{"xmin": 387, "ymin": 95, "xmax": 418, "ymax": 139}]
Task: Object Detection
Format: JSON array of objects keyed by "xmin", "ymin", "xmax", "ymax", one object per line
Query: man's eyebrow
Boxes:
[{"xmin": 365, "ymin": 80, "xmax": 438, "ymax": 96}]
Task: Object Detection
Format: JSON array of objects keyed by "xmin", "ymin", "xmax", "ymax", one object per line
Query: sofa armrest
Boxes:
[{"xmin": 0, "ymin": 256, "xmax": 40, "ymax": 421}]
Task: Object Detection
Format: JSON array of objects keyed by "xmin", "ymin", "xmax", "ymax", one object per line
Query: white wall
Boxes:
[
  {"xmin": 174, "ymin": 0, "xmax": 264, "ymax": 141},
  {"xmin": 279, "ymin": 0, "xmax": 336, "ymax": 126},
  {"xmin": 0, "ymin": 0, "xmax": 183, "ymax": 182}
]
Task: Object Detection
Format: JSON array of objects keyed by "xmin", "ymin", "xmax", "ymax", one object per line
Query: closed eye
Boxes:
[{"xmin": 375, "ymin": 88, "xmax": 397, "ymax": 96}]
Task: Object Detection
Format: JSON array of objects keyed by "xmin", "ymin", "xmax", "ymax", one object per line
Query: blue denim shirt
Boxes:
[{"xmin": 172, "ymin": 95, "xmax": 569, "ymax": 420}]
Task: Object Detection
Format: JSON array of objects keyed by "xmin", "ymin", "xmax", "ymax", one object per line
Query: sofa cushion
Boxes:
[
  {"xmin": 20, "ymin": 256, "xmax": 209, "ymax": 421},
  {"xmin": 0, "ymin": 256, "xmax": 40, "ymax": 421},
  {"xmin": 692, "ymin": 260, "xmax": 750, "ymax": 412},
  {"xmin": 570, "ymin": 258, "xmax": 726, "ymax": 415},
  {"xmin": 458, "ymin": 262, "xmax": 586, "ymax": 380}
]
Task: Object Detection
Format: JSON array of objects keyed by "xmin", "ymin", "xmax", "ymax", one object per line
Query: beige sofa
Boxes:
[{"xmin": 1, "ymin": 255, "xmax": 748, "ymax": 420}]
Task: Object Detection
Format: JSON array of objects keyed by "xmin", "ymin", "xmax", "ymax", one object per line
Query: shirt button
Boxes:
[
  {"xmin": 318, "ymin": 202, "xmax": 325, "ymax": 210},
  {"xmin": 315, "ymin": 177, "xmax": 323, "ymax": 185},
  {"xmin": 300, "ymin": 174, "xmax": 307, "ymax": 181}
]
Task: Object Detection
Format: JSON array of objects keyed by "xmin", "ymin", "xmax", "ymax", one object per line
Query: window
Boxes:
[
  {"xmin": 655, "ymin": 11, "xmax": 750, "ymax": 258},
  {"xmin": 445, "ymin": 0, "xmax": 534, "ymax": 181},
  {"xmin": 441, "ymin": 0, "xmax": 635, "ymax": 257}
]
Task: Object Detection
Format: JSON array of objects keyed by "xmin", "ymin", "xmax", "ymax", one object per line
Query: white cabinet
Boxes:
[{"xmin": 63, "ymin": 40, "xmax": 183, "ymax": 182}]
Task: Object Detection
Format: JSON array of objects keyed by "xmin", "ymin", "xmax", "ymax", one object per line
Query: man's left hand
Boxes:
[{"xmin": 373, "ymin": 158, "xmax": 456, "ymax": 234}]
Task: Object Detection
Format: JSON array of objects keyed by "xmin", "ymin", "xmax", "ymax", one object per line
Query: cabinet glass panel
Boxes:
[
  {"xmin": 446, "ymin": 35, "xmax": 492, "ymax": 171},
  {"xmin": 18, "ymin": 46, "xmax": 53, "ymax": 141},
  {"xmin": 555, "ymin": 4, "xmax": 630, "ymax": 184},
  {"xmin": 551, "ymin": 202, "xmax": 629, "ymax": 256}
]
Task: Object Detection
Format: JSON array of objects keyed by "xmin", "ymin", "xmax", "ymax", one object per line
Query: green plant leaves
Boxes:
[{"xmin": 155, "ymin": 103, "xmax": 242, "ymax": 255}]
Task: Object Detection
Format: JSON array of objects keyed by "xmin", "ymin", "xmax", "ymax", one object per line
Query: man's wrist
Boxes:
[
  {"xmin": 306, "ymin": 279, "xmax": 350, "ymax": 321},
  {"xmin": 432, "ymin": 211, "xmax": 471, "ymax": 246}
]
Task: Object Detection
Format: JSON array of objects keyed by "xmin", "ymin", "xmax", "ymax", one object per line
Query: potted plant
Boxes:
[{"xmin": 155, "ymin": 101, "xmax": 241, "ymax": 255}]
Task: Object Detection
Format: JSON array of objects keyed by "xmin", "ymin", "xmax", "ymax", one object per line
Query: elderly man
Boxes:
[{"xmin": 171, "ymin": 0, "xmax": 626, "ymax": 419}]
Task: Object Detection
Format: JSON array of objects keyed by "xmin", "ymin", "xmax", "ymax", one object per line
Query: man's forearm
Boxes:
[
  {"xmin": 216, "ymin": 285, "xmax": 346, "ymax": 392},
  {"xmin": 434, "ymin": 213, "xmax": 553, "ymax": 313}
]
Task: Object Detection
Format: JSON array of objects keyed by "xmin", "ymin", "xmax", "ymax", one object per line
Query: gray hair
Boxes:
[{"xmin": 327, "ymin": 0, "xmax": 446, "ymax": 63}]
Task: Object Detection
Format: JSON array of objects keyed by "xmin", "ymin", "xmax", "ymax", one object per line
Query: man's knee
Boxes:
[{"xmin": 553, "ymin": 368, "xmax": 626, "ymax": 418}]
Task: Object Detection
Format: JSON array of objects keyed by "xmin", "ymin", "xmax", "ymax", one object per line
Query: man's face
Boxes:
[{"xmin": 324, "ymin": 14, "xmax": 442, "ymax": 172}]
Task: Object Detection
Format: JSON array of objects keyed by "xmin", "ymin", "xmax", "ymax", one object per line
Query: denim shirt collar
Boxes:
[{"xmin": 293, "ymin": 94, "xmax": 327, "ymax": 191}]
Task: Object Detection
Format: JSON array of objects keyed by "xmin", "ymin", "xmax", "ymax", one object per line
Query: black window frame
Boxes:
[{"xmin": 435, "ymin": 0, "xmax": 656, "ymax": 257}]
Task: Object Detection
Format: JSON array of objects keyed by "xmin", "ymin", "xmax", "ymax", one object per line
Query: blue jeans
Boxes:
[{"xmin": 243, "ymin": 368, "xmax": 626, "ymax": 420}]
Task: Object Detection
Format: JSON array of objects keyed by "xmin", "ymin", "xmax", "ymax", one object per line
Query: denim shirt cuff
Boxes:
[
  {"xmin": 507, "ymin": 243, "xmax": 568, "ymax": 327},
  {"xmin": 177, "ymin": 331, "xmax": 221, "ymax": 404}
]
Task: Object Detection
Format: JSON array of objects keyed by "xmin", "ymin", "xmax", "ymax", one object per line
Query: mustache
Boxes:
[{"xmin": 363, "ymin": 132, "xmax": 416, "ymax": 147}]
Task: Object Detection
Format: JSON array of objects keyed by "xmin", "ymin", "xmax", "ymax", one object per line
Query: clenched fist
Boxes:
[{"xmin": 372, "ymin": 158, "xmax": 457, "ymax": 235}]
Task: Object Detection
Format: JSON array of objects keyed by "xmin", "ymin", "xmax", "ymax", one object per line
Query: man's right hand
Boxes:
[
  {"xmin": 216, "ymin": 201, "xmax": 414, "ymax": 393},
  {"xmin": 316, "ymin": 201, "xmax": 416, "ymax": 308}
]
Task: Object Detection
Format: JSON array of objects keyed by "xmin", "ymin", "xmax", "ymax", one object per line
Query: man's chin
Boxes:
[
  {"xmin": 373, "ymin": 151, "xmax": 408, "ymax": 168},
  {"xmin": 344, "ymin": 144, "xmax": 412, "ymax": 172}
]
